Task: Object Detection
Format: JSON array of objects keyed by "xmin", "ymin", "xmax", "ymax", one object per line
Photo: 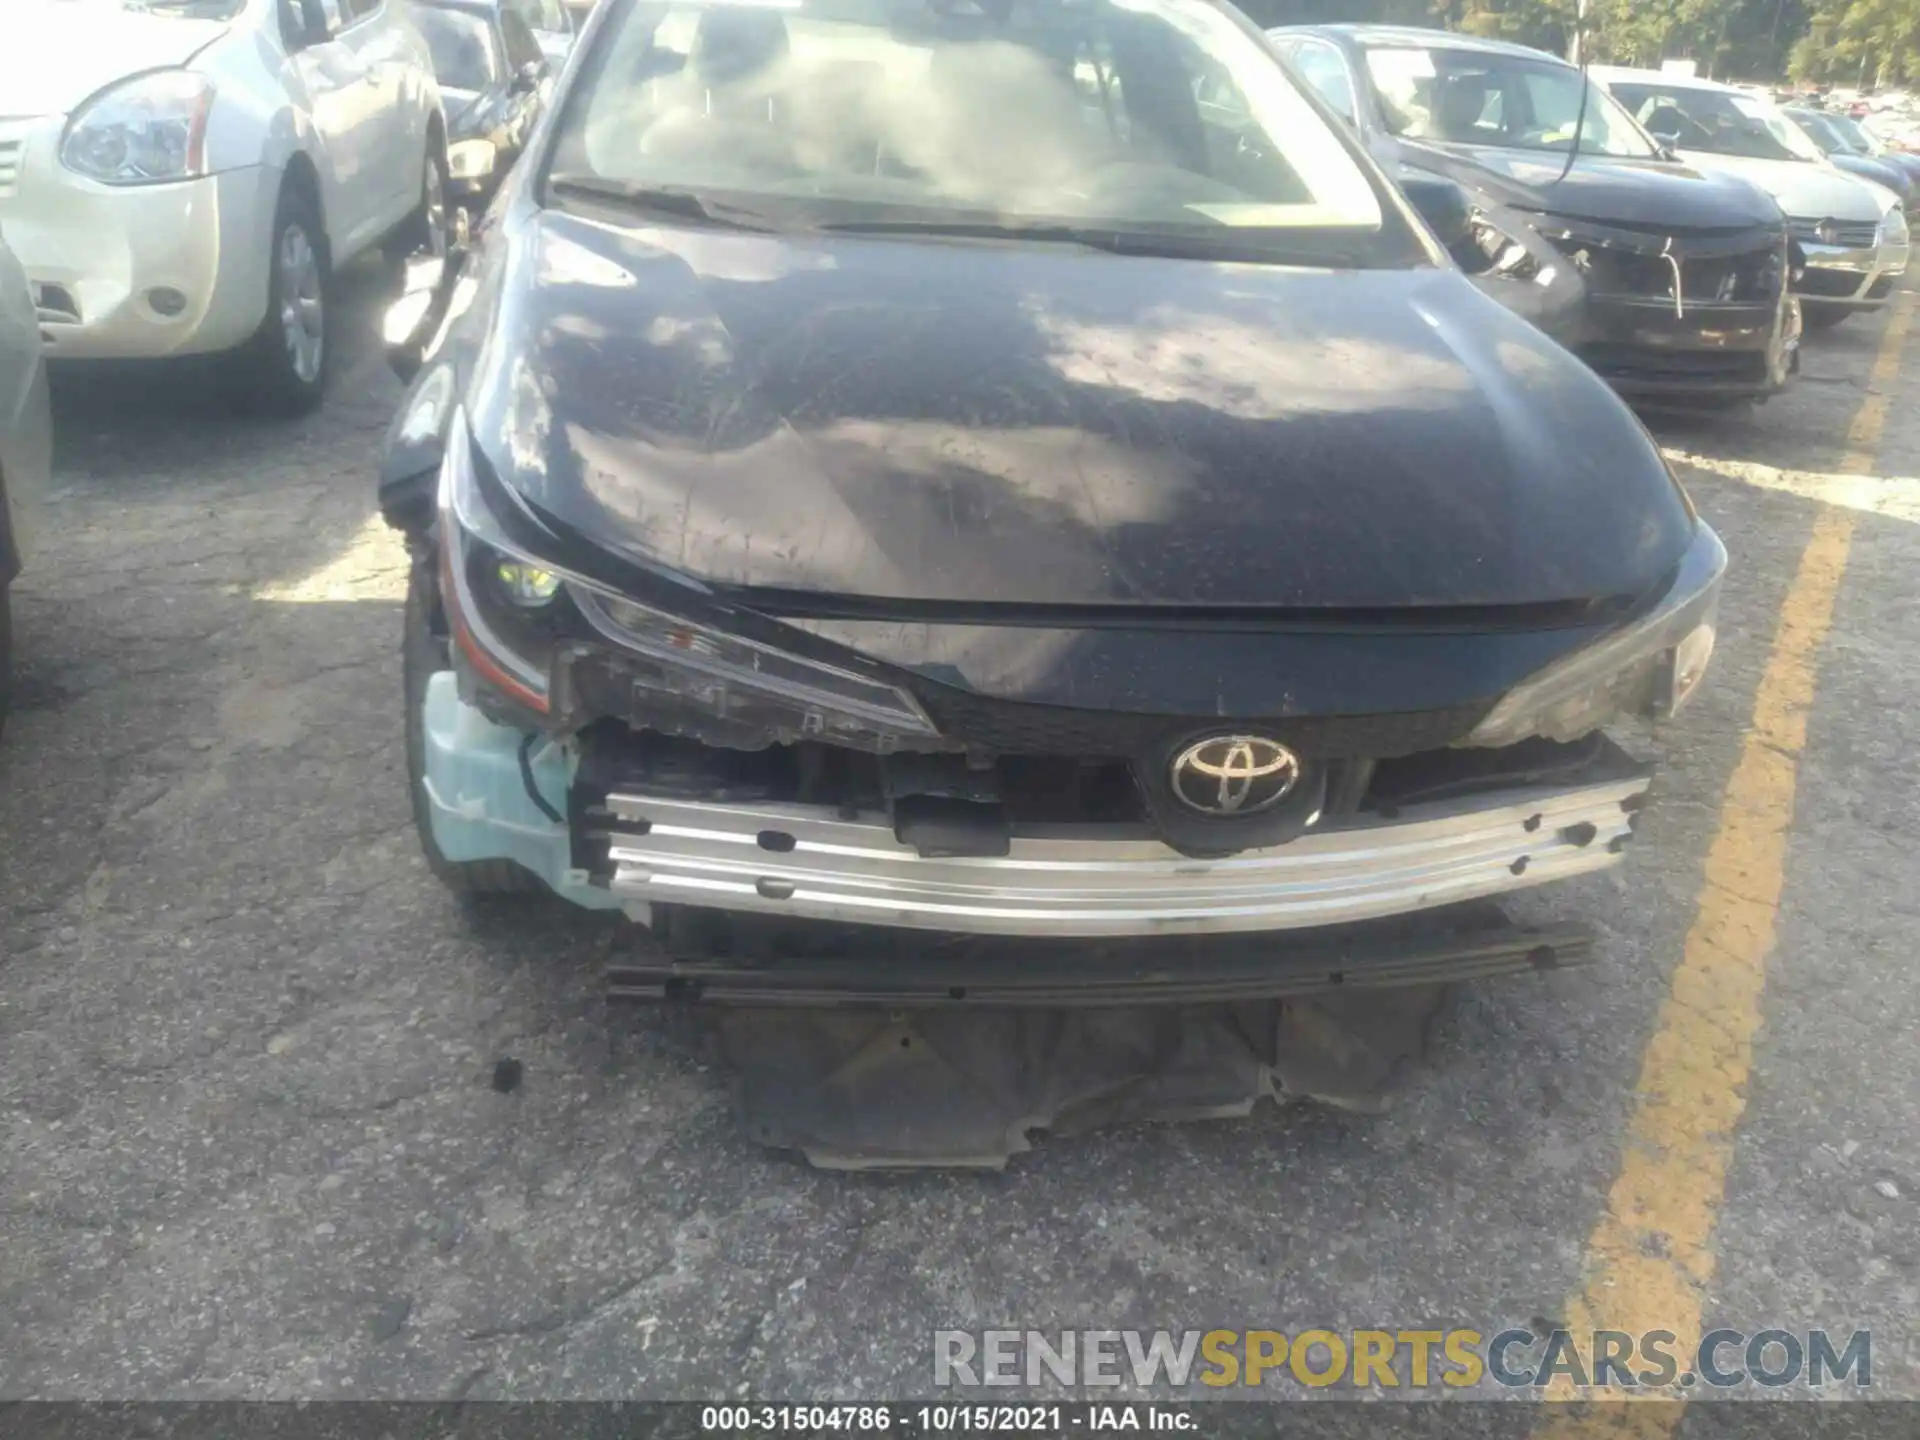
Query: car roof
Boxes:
[
  {"xmin": 1269, "ymin": 23, "xmax": 1573, "ymax": 67},
  {"xmin": 1588, "ymin": 65, "xmax": 1742, "ymax": 95}
]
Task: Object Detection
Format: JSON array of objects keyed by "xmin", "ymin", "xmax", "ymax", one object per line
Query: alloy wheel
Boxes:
[{"xmin": 277, "ymin": 224, "xmax": 325, "ymax": 385}]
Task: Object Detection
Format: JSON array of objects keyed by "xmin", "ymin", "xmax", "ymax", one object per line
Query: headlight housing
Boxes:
[
  {"xmin": 448, "ymin": 138, "xmax": 498, "ymax": 183},
  {"xmin": 1879, "ymin": 205, "xmax": 1909, "ymax": 248},
  {"xmin": 436, "ymin": 412, "xmax": 940, "ymax": 748},
  {"xmin": 61, "ymin": 70, "xmax": 214, "ymax": 185},
  {"xmin": 1463, "ymin": 523, "xmax": 1727, "ymax": 748}
]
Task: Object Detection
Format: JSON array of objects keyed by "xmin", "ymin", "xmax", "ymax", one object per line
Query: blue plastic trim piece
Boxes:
[{"xmin": 418, "ymin": 671, "xmax": 623, "ymax": 909}]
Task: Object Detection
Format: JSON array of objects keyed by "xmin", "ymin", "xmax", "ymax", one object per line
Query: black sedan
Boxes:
[
  {"xmin": 377, "ymin": 0, "xmax": 1724, "ymax": 1031},
  {"xmin": 1269, "ymin": 25, "xmax": 1800, "ymax": 405},
  {"xmin": 406, "ymin": 0, "xmax": 554, "ymax": 218}
]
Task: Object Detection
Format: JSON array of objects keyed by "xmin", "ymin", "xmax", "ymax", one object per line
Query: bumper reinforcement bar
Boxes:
[{"xmin": 600, "ymin": 771, "xmax": 1650, "ymax": 938}]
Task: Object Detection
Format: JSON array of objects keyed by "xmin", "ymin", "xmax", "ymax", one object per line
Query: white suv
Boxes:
[{"xmin": 0, "ymin": 0, "xmax": 448, "ymax": 413}]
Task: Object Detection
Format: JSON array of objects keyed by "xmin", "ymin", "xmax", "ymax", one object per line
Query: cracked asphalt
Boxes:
[{"xmin": 2, "ymin": 262, "xmax": 1917, "ymax": 1406}]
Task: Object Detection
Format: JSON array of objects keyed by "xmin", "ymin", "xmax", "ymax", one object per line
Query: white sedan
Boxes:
[{"xmin": 0, "ymin": 0, "xmax": 449, "ymax": 413}]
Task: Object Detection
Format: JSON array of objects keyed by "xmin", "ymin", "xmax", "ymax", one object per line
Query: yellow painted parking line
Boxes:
[{"xmin": 1533, "ymin": 292, "xmax": 1916, "ymax": 1436}]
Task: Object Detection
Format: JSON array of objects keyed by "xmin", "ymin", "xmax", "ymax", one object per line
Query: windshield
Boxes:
[
  {"xmin": 1363, "ymin": 45, "xmax": 1657, "ymax": 160},
  {"xmin": 414, "ymin": 6, "xmax": 502, "ymax": 92},
  {"xmin": 1609, "ymin": 83, "xmax": 1825, "ymax": 163},
  {"xmin": 1829, "ymin": 113, "xmax": 1880, "ymax": 154},
  {"xmin": 1786, "ymin": 109, "xmax": 1845, "ymax": 154},
  {"xmin": 545, "ymin": 0, "xmax": 1412, "ymax": 261}
]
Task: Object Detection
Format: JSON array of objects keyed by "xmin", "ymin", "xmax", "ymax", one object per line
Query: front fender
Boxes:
[{"xmin": 380, "ymin": 362, "xmax": 460, "ymax": 535}]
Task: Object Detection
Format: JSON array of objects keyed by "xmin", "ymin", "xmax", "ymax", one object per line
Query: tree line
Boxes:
[{"xmin": 1242, "ymin": 0, "xmax": 1920, "ymax": 87}]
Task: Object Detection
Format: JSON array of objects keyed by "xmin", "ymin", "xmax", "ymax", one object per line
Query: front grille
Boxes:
[
  {"xmin": 1788, "ymin": 217, "xmax": 1879, "ymax": 248},
  {"xmin": 1546, "ymin": 236, "xmax": 1783, "ymax": 304},
  {"xmin": 1580, "ymin": 344, "xmax": 1771, "ymax": 385},
  {"xmin": 1797, "ymin": 269, "xmax": 1867, "ymax": 299},
  {"xmin": 912, "ymin": 684, "xmax": 1489, "ymax": 761}
]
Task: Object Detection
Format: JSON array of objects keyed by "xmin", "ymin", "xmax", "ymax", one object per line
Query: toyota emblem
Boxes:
[{"xmin": 1169, "ymin": 735, "xmax": 1301, "ymax": 816}]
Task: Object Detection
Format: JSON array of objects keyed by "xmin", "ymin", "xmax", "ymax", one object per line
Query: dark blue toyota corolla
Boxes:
[{"xmin": 378, "ymin": 0, "xmax": 1724, "ymax": 1029}]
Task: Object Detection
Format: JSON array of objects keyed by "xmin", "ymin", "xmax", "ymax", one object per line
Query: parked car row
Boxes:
[
  {"xmin": 0, "ymin": 0, "xmax": 564, "ymax": 417},
  {"xmin": 1269, "ymin": 25, "xmax": 1908, "ymax": 391}
]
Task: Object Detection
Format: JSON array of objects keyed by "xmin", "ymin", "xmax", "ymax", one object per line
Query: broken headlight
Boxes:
[
  {"xmin": 1463, "ymin": 522, "xmax": 1726, "ymax": 748},
  {"xmin": 436, "ymin": 411, "xmax": 939, "ymax": 746},
  {"xmin": 436, "ymin": 413, "xmax": 571, "ymax": 712}
]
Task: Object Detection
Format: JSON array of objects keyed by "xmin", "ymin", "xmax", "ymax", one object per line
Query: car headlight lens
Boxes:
[
  {"xmin": 1880, "ymin": 206, "xmax": 1909, "ymax": 247},
  {"xmin": 448, "ymin": 138, "xmax": 498, "ymax": 182},
  {"xmin": 436, "ymin": 411, "xmax": 939, "ymax": 747},
  {"xmin": 568, "ymin": 588, "xmax": 939, "ymax": 747},
  {"xmin": 61, "ymin": 71, "xmax": 214, "ymax": 185},
  {"xmin": 1463, "ymin": 523, "xmax": 1727, "ymax": 748}
]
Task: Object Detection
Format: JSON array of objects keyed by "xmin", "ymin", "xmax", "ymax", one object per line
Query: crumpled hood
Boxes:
[
  {"xmin": 1395, "ymin": 140, "xmax": 1784, "ymax": 231},
  {"xmin": 1679, "ymin": 152, "xmax": 1897, "ymax": 221},
  {"xmin": 463, "ymin": 207, "xmax": 1692, "ymax": 612},
  {"xmin": 0, "ymin": 0, "xmax": 227, "ymax": 116}
]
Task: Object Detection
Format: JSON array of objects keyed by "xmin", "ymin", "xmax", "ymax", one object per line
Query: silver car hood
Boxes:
[{"xmin": 1678, "ymin": 152, "xmax": 1899, "ymax": 221}]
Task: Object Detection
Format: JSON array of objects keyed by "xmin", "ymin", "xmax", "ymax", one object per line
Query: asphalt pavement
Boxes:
[{"xmin": 1, "ymin": 265, "xmax": 1916, "ymax": 1410}]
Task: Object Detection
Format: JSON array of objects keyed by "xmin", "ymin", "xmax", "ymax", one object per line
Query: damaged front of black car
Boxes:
[
  {"xmin": 379, "ymin": 0, "xmax": 1725, "ymax": 1033},
  {"xmin": 1270, "ymin": 26, "xmax": 1802, "ymax": 406}
]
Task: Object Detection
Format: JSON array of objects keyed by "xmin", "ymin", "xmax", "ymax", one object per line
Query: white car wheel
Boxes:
[
  {"xmin": 277, "ymin": 224, "xmax": 326, "ymax": 386},
  {"xmin": 229, "ymin": 181, "xmax": 330, "ymax": 417}
]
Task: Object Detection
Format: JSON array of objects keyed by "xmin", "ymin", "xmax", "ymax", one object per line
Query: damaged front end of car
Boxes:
[
  {"xmin": 383, "ymin": 374, "xmax": 1724, "ymax": 1012},
  {"xmin": 1527, "ymin": 211, "xmax": 1802, "ymax": 402}
]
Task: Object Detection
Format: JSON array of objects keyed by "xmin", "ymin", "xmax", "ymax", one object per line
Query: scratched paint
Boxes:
[{"xmin": 1533, "ymin": 292, "xmax": 1916, "ymax": 1436}]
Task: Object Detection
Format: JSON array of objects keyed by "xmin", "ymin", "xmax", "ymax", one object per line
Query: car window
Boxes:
[
  {"xmin": 342, "ymin": 0, "xmax": 383, "ymax": 19},
  {"xmin": 1828, "ymin": 114, "xmax": 1877, "ymax": 153},
  {"xmin": 1610, "ymin": 83, "xmax": 1823, "ymax": 163},
  {"xmin": 414, "ymin": 5, "xmax": 503, "ymax": 90},
  {"xmin": 501, "ymin": 7, "xmax": 546, "ymax": 68},
  {"xmin": 1284, "ymin": 38, "xmax": 1356, "ymax": 123},
  {"xmin": 279, "ymin": 0, "xmax": 327, "ymax": 44},
  {"xmin": 547, "ymin": 0, "xmax": 1410, "ymax": 261},
  {"xmin": 1366, "ymin": 46, "xmax": 1656, "ymax": 159},
  {"xmin": 1787, "ymin": 110, "xmax": 1843, "ymax": 153}
]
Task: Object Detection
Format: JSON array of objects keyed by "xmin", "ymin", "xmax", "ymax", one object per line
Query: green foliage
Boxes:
[
  {"xmin": 1791, "ymin": 0, "xmax": 1920, "ymax": 84},
  {"xmin": 1244, "ymin": 0, "xmax": 1891, "ymax": 84}
]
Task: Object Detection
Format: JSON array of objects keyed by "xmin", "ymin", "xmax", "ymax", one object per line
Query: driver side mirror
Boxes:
[{"xmin": 1399, "ymin": 172, "xmax": 1472, "ymax": 249}]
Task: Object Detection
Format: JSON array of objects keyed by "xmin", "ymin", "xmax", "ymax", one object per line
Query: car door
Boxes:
[
  {"xmin": 284, "ymin": 0, "xmax": 386, "ymax": 256},
  {"xmin": 334, "ymin": 0, "xmax": 423, "ymax": 235}
]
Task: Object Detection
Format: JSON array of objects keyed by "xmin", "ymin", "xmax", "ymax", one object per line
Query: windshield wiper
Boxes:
[
  {"xmin": 816, "ymin": 217, "xmax": 1349, "ymax": 263},
  {"xmin": 546, "ymin": 177, "xmax": 778, "ymax": 232},
  {"xmin": 817, "ymin": 218, "xmax": 1110, "ymax": 248}
]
